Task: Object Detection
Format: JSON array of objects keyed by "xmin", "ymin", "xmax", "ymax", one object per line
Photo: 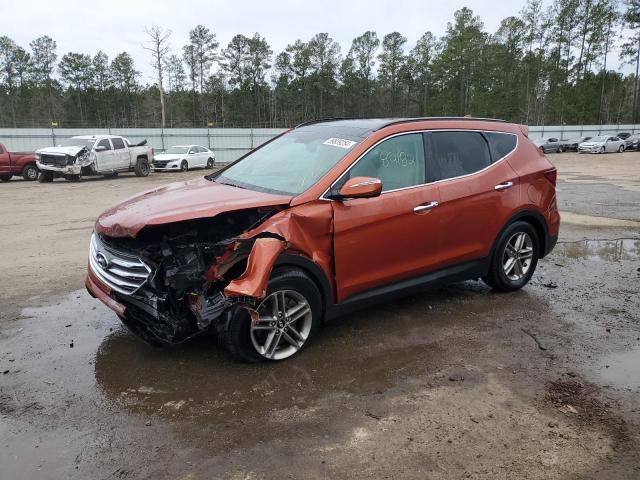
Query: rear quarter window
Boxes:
[{"xmin": 485, "ymin": 132, "xmax": 517, "ymax": 162}]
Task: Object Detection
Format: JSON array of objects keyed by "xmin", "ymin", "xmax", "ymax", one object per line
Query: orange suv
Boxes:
[{"xmin": 87, "ymin": 118, "xmax": 560, "ymax": 361}]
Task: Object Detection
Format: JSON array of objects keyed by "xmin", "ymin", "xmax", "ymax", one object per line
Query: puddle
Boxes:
[
  {"xmin": 596, "ymin": 347, "xmax": 640, "ymax": 390},
  {"xmin": 555, "ymin": 239, "xmax": 640, "ymax": 262}
]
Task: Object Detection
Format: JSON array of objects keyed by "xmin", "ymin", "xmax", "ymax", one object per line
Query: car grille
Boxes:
[
  {"xmin": 40, "ymin": 154, "xmax": 68, "ymax": 167},
  {"xmin": 153, "ymin": 160, "xmax": 169, "ymax": 167},
  {"xmin": 89, "ymin": 233, "xmax": 151, "ymax": 295}
]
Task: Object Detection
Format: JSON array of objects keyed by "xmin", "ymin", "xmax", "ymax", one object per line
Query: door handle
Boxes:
[
  {"xmin": 494, "ymin": 182, "xmax": 513, "ymax": 191},
  {"xmin": 414, "ymin": 201, "xmax": 439, "ymax": 213}
]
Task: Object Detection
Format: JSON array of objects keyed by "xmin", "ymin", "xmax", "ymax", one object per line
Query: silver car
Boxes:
[{"xmin": 578, "ymin": 135, "xmax": 625, "ymax": 154}]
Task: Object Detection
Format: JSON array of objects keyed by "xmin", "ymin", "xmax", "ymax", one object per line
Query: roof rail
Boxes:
[
  {"xmin": 294, "ymin": 117, "xmax": 361, "ymax": 128},
  {"xmin": 376, "ymin": 117, "xmax": 507, "ymax": 130}
]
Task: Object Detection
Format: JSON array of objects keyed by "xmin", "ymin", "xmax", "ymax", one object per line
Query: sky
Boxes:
[{"xmin": 3, "ymin": 0, "xmax": 630, "ymax": 84}]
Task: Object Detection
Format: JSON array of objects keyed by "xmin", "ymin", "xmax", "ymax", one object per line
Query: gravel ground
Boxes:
[{"xmin": 1, "ymin": 152, "xmax": 639, "ymax": 479}]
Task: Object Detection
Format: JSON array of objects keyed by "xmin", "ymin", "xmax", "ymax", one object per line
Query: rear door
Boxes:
[
  {"xmin": 430, "ymin": 130, "xmax": 520, "ymax": 266},
  {"xmin": 332, "ymin": 132, "xmax": 443, "ymax": 301},
  {"xmin": 94, "ymin": 138, "xmax": 115, "ymax": 171},
  {"xmin": 110, "ymin": 137, "xmax": 130, "ymax": 169}
]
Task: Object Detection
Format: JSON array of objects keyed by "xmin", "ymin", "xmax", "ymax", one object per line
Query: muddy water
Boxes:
[{"xmin": 555, "ymin": 238, "xmax": 640, "ymax": 261}]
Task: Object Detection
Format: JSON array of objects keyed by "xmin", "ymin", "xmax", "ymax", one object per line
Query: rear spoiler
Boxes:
[{"xmin": 519, "ymin": 124, "xmax": 529, "ymax": 137}]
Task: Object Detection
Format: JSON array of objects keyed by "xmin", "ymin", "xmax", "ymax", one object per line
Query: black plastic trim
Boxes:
[{"xmin": 325, "ymin": 258, "xmax": 490, "ymax": 321}]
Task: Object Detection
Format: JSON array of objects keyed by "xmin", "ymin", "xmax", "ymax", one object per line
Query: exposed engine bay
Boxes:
[{"xmin": 91, "ymin": 208, "xmax": 286, "ymax": 345}]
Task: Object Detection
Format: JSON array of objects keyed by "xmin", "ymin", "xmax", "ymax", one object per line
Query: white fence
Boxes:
[
  {"xmin": 0, "ymin": 128, "xmax": 286, "ymax": 165},
  {"xmin": 1, "ymin": 124, "xmax": 638, "ymax": 164},
  {"xmin": 528, "ymin": 124, "xmax": 639, "ymax": 141}
]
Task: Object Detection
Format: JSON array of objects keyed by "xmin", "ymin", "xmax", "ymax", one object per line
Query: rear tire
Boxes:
[
  {"xmin": 134, "ymin": 157, "xmax": 150, "ymax": 177},
  {"xmin": 483, "ymin": 221, "xmax": 539, "ymax": 292},
  {"xmin": 22, "ymin": 164, "xmax": 39, "ymax": 181},
  {"xmin": 37, "ymin": 171, "xmax": 53, "ymax": 183},
  {"xmin": 220, "ymin": 268, "xmax": 323, "ymax": 362},
  {"xmin": 0, "ymin": 174, "xmax": 12, "ymax": 182}
]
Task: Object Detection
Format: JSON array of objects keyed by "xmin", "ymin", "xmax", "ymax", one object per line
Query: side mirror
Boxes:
[
  {"xmin": 189, "ymin": 151, "xmax": 196, "ymax": 154},
  {"xmin": 338, "ymin": 176, "xmax": 382, "ymax": 199}
]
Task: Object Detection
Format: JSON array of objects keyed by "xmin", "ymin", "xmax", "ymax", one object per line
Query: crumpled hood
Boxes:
[
  {"xmin": 154, "ymin": 153, "xmax": 184, "ymax": 161},
  {"xmin": 36, "ymin": 146, "xmax": 87, "ymax": 156},
  {"xmin": 95, "ymin": 177, "xmax": 292, "ymax": 238}
]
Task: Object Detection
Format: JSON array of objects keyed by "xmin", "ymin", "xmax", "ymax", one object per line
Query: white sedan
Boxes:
[
  {"xmin": 578, "ymin": 136, "xmax": 625, "ymax": 154},
  {"xmin": 152, "ymin": 145, "xmax": 216, "ymax": 171}
]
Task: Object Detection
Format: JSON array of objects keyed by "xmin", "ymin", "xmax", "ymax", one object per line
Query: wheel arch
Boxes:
[
  {"xmin": 273, "ymin": 253, "xmax": 333, "ymax": 320},
  {"xmin": 490, "ymin": 209, "xmax": 549, "ymax": 261}
]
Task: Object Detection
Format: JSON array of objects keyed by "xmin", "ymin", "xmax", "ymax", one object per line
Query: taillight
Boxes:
[{"xmin": 544, "ymin": 168, "xmax": 557, "ymax": 186}]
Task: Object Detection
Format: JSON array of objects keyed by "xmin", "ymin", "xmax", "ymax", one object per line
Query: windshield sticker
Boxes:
[{"xmin": 323, "ymin": 138, "xmax": 357, "ymax": 149}]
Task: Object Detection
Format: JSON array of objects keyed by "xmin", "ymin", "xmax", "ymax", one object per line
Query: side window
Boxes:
[
  {"xmin": 189, "ymin": 147, "xmax": 197, "ymax": 154},
  {"xmin": 485, "ymin": 132, "xmax": 517, "ymax": 162},
  {"xmin": 549, "ymin": 138, "xmax": 558, "ymax": 142},
  {"xmin": 347, "ymin": 133, "xmax": 425, "ymax": 192},
  {"xmin": 430, "ymin": 131, "xmax": 491, "ymax": 181},
  {"xmin": 197, "ymin": 146, "xmax": 206, "ymax": 153},
  {"xmin": 97, "ymin": 139, "xmax": 112, "ymax": 150},
  {"xmin": 111, "ymin": 137, "xmax": 125, "ymax": 149}
]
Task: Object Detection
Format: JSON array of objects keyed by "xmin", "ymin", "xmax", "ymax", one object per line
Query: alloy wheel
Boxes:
[
  {"xmin": 502, "ymin": 232, "xmax": 534, "ymax": 281},
  {"xmin": 250, "ymin": 289, "xmax": 312, "ymax": 360}
]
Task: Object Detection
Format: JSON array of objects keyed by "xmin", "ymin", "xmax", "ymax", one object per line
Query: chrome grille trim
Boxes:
[{"xmin": 89, "ymin": 233, "xmax": 151, "ymax": 295}]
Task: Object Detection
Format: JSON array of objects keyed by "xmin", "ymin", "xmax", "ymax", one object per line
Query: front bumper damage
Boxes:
[
  {"xmin": 86, "ymin": 202, "xmax": 334, "ymax": 345},
  {"xmin": 37, "ymin": 148, "xmax": 94, "ymax": 174}
]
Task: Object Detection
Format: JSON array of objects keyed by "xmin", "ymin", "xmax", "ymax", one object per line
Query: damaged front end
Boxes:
[
  {"xmin": 88, "ymin": 208, "xmax": 286, "ymax": 345},
  {"xmin": 36, "ymin": 147, "xmax": 94, "ymax": 175}
]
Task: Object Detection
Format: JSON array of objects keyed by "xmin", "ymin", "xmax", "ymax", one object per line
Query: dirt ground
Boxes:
[{"xmin": 1, "ymin": 153, "xmax": 639, "ymax": 479}]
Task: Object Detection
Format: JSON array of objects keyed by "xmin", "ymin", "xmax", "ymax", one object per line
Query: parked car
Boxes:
[
  {"xmin": 87, "ymin": 117, "xmax": 560, "ymax": 362},
  {"xmin": 561, "ymin": 136, "xmax": 591, "ymax": 152},
  {"xmin": 36, "ymin": 135, "xmax": 154, "ymax": 182},
  {"xmin": 616, "ymin": 132, "xmax": 631, "ymax": 140},
  {"xmin": 0, "ymin": 143, "xmax": 39, "ymax": 181},
  {"xmin": 153, "ymin": 145, "xmax": 215, "ymax": 171},
  {"xmin": 535, "ymin": 138, "xmax": 565, "ymax": 153},
  {"xmin": 578, "ymin": 135, "xmax": 625, "ymax": 154},
  {"xmin": 624, "ymin": 134, "xmax": 639, "ymax": 151}
]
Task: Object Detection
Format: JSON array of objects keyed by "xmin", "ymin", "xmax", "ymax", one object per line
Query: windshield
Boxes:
[
  {"xmin": 59, "ymin": 137, "xmax": 96, "ymax": 149},
  {"xmin": 164, "ymin": 146, "xmax": 189, "ymax": 154},
  {"xmin": 214, "ymin": 126, "xmax": 366, "ymax": 195}
]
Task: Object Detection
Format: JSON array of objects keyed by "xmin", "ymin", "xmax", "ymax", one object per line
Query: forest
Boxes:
[{"xmin": 0, "ymin": 0, "xmax": 639, "ymax": 129}]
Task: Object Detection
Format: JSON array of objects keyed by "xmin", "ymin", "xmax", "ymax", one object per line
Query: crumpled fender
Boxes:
[
  {"xmin": 221, "ymin": 201, "xmax": 335, "ymax": 301},
  {"xmin": 224, "ymin": 238, "xmax": 286, "ymax": 298}
]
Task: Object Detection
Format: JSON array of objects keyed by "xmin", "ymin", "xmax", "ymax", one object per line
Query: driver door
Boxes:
[{"xmin": 332, "ymin": 132, "xmax": 443, "ymax": 302}]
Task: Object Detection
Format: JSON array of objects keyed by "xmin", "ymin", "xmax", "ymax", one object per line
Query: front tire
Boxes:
[
  {"xmin": 600, "ymin": 146, "xmax": 606, "ymax": 154},
  {"xmin": 134, "ymin": 157, "xmax": 150, "ymax": 177},
  {"xmin": 483, "ymin": 221, "xmax": 539, "ymax": 292},
  {"xmin": 22, "ymin": 164, "xmax": 39, "ymax": 181},
  {"xmin": 221, "ymin": 268, "xmax": 322, "ymax": 362},
  {"xmin": 557, "ymin": 146, "xmax": 563, "ymax": 153},
  {"xmin": 37, "ymin": 171, "xmax": 53, "ymax": 183},
  {"xmin": 180, "ymin": 160, "xmax": 188, "ymax": 172},
  {"xmin": 618, "ymin": 145, "xmax": 625, "ymax": 153},
  {"xmin": 206, "ymin": 157, "xmax": 214, "ymax": 169}
]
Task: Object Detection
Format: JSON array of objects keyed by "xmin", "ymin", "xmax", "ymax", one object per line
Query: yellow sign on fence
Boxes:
[{"xmin": 51, "ymin": 121, "xmax": 59, "ymax": 128}]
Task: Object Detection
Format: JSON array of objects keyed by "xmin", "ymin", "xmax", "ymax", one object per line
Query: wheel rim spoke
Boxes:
[
  {"xmin": 504, "ymin": 257, "xmax": 516, "ymax": 274},
  {"xmin": 251, "ymin": 289, "xmax": 313, "ymax": 360}
]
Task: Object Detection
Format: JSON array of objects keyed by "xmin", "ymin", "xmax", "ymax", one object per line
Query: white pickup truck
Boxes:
[{"xmin": 35, "ymin": 135, "xmax": 154, "ymax": 182}]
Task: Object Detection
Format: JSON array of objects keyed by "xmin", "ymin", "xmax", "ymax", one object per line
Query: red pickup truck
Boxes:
[{"xmin": 0, "ymin": 143, "xmax": 39, "ymax": 181}]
